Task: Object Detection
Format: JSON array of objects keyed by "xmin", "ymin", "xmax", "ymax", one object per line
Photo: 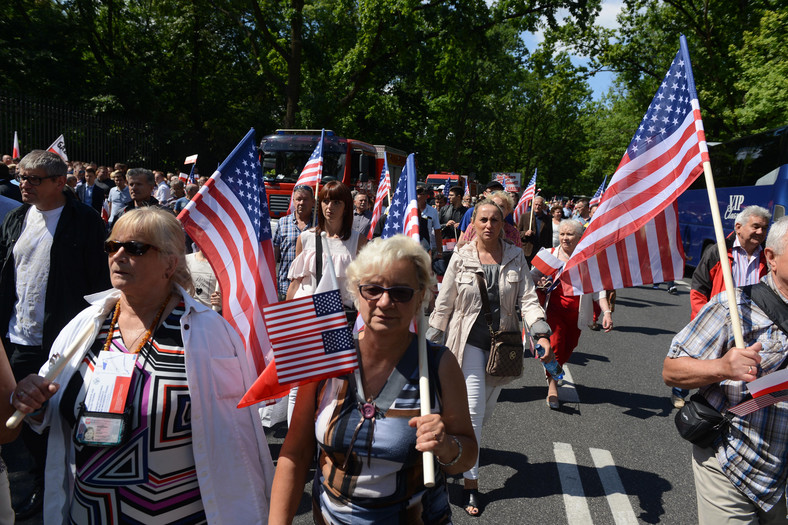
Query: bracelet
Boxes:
[
  {"xmin": 436, "ymin": 435, "xmax": 463, "ymax": 467},
  {"xmin": 603, "ymin": 310, "xmax": 612, "ymax": 315}
]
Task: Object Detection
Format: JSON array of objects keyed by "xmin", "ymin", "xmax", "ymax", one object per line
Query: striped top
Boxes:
[
  {"xmin": 60, "ymin": 302, "xmax": 207, "ymax": 524},
  {"xmin": 731, "ymin": 236, "xmax": 763, "ymax": 287},
  {"xmin": 312, "ymin": 337, "xmax": 451, "ymax": 524}
]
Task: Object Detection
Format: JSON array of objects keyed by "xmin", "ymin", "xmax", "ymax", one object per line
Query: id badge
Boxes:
[{"xmin": 75, "ymin": 408, "xmax": 131, "ymax": 447}]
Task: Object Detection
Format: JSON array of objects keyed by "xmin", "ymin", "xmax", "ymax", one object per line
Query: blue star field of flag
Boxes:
[
  {"xmin": 312, "ymin": 290, "xmax": 344, "ymax": 317},
  {"xmin": 321, "ymin": 327, "xmax": 354, "ymax": 355},
  {"xmin": 382, "ymin": 161, "xmax": 411, "ymax": 238},
  {"xmin": 627, "ymin": 48, "xmax": 695, "ymax": 160},
  {"xmin": 219, "ymin": 130, "xmax": 272, "ymax": 242}
]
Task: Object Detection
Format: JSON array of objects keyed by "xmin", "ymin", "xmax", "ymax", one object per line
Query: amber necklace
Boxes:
[{"xmin": 103, "ymin": 293, "xmax": 172, "ymax": 354}]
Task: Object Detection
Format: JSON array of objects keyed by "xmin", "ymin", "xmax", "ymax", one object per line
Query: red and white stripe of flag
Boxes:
[
  {"xmin": 47, "ymin": 134, "xmax": 68, "ymax": 161},
  {"xmin": 270, "ymin": 332, "xmax": 358, "ymax": 383},
  {"xmin": 262, "ymin": 295, "xmax": 349, "ymax": 342},
  {"xmin": 368, "ymin": 160, "xmax": 391, "ymax": 240},
  {"xmin": 12, "ymin": 131, "xmax": 19, "ymax": 159},
  {"xmin": 179, "ymin": 176, "xmax": 277, "ymax": 375},
  {"xmin": 530, "ymin": 248, "xmax": 564, "ymax": 281}
]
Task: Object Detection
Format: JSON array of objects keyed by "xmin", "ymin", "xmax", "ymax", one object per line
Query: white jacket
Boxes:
[{"xmin": 30, "ymin": 286, "xmax": 274, "ymax": 524}]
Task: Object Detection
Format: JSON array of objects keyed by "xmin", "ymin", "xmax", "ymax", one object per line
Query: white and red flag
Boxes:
[
  {"xmin": 47, "ymin": 135, "xmax": 68, "ymax": 161},
  {"xmin": 12, "ymin": 131, "xmax": 20, "ymax": 159},
  {"xmin": 238, "ymin": 239, "xmax": 358, "ymax": 405},
  {"xmin": 530, "ymin": 248, "xmax": 564, "ymax": 282},
  {"xmin": 368, "ymin": 153, "xmax": 391, "ymax": 240},
  {"xmin": 184, "ymin": 154, "xmax": 198, "ymax": 165},
  {"xmin": 178, "ymin": 128, "xmax": 277, "ymax": 376},
  {"xmin": 381, "ymin": 153, "xmax": 419, "ymax": 241},
  {"xmin": 561, "ymin": 35, "xmax": 708, "ymax": 295},
  {"xmin": 513, "ymin": 169, "xmax": 537, "ymax": 224}
]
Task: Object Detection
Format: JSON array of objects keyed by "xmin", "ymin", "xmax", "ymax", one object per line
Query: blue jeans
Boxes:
[{"xmin": 672, "ymin": 387, "xmax": 689, "ymax": 399}]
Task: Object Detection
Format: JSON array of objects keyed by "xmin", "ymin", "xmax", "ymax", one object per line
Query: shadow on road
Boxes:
[{"xmin": 612, "ymin": 325, "xmax": 677, "ymax": 336}]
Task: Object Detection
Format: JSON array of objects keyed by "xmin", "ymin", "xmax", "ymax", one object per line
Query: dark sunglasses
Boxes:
[
  {"xmin": 16, "ymin": 174, "xmax": 59, "ymax": 186},
  {"xmin": 104, "ymin": 240, "xmax": 157, "ymax": 256},
  {"xmin": 358, "ymin": 284, "xmax": 417, "ymax": 303}
]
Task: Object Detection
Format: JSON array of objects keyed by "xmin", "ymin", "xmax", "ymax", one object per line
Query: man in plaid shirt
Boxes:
[
  {"xmin": 273, "ymin": 185, "xmax": 314, "ymax": 300},
  {"xmin": 663, "ymin": 216, "xmax": 788, "ymax": 524}
]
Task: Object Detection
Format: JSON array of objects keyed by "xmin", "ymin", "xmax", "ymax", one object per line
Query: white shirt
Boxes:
[
  {"xmin": 8, "ymin": 205, "xmax": 64, "ymax": 345},
  {"xmin": 107, "ymin": 186, "xmax": 131, "ymax": 222},
  {"xmin": 155, "ymin": 181, "xmax": 171, "ymax": 204},
  {"xmin": 732, "ymin": 236, "xmax": 763, "ymax": 286}
]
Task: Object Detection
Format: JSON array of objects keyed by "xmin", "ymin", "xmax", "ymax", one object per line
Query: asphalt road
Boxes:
[{"xmin": 9, "ymin": 281, "xmax": 699, "ymax": 524}]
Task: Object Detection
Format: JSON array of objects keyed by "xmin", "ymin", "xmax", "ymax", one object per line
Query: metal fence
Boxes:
[{"xmin": 0, "ymin": 90, "xmax": 161, "ymax": 167}]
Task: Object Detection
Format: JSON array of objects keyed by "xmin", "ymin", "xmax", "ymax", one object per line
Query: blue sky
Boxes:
[{"xmin": 518, "ymin": 0, "xmax": 624, "ymax": 100}]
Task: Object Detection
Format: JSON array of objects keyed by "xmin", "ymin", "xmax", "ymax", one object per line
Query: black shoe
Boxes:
[
  {"xmin": 14, "ymin": 486, "xmax": 43, "ymax": 520},
  {"xmin": 463, "ymin": 488, "xmax": 482, "ymax": 517},
  {"xmin": 668, "ymin": 286, "xmax": 678, "ymax": 295}
]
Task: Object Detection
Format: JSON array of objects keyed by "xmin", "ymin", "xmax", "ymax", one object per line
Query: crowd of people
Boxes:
[{"xmin": 1, "ymin": 149, "xmax": 786, "ymax": 524}]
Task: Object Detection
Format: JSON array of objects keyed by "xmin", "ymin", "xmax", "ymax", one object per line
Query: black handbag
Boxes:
[
  {"xmin": 674, "ymin": 282, "xmax": 788, "ymax": 447},
  {"xmin": 476, "ymin": 273, "xmax": 523, "ymax": 377}
]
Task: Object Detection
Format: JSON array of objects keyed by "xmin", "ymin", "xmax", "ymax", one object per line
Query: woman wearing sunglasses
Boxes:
[
  {"xmin": 428, "ymin": 199, "xmax": 553, "ymax": 517},
  {"xmin": 270, "ymin": 235, "xmax": 476, "ymax": 524},
  {"xmin": 10, "ymin": 207, "xmax": 274, "ymax": 524}
]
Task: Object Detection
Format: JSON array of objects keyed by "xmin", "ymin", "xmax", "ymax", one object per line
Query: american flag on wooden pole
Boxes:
[
  {"xmin": 178, "ymin": 129, "xmax": 277, "ymax": 375},
  {"xmin": 561, "ymin": 36, "xmax": 708, "ymax": 296},
  {"xmin": 368, "ymin": 153, "xmax": 391, "ymax": 240},
  {"xmin": 382, "ymin": 153, "xmax": 419, "ymax": 242},
  {"xmin": 513, "ymin": 169, "xmax": 536, "ymax": 224}
]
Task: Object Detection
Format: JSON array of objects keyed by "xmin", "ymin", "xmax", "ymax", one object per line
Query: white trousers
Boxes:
[
  {"xmin": 0, "ymin": 457, "xmax": 13, "ymax": 525},
  {"xmin": 461, "ymin": 343, "xmax": 502, "ymax": 481}
]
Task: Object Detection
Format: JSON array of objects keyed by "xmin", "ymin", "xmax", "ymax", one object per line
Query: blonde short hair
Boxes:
[
  {"xmin": 109, "ymin": 207, "xmax": 194, "ymax": 294},
  {"xmin": 489, "ymin": 190, "xmax": 514, "ymax": 215},
  {"xmin": 346, "ymin": 235, "xmax": 435, "ymax": 310}
]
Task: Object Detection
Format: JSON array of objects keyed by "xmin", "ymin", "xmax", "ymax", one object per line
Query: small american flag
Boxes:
[
  {"xmin": 368, "ymin": 153, "xmax": 391, "ymax": 240},
  {"xmin": 178, "ymin": 129, "xmax": 277, "ymax": 375},
  {"xmin": 463, "ymin": 178, "xmax": 470, "ymax": 198},
  {"xmin": 382, "ymin": 153, "xmax": 419, "ymax": 241},
  {"xmin": 562, "ymin": 35, "xmax": 708, "ymax": 295},
  {"xmin": 589, "ymin": 175, "xmax": 607, "ymax": 207},
  {"xmin": 293, "ymin": 129, "xmax": 325, "ymax": 188},
  {"xmin": 514, "ymin": 169, "xmax": 537, "ymax": 224},
  {"xmin": 262, "ymin": 289, "xmax": 357, "ymax": 383},
  {"xmin": 443, "ymin": 180, "xmax": 451, "ymax": 199}
]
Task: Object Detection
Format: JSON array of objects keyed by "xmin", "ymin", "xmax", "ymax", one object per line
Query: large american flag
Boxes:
[
  {"xmin": 368, "ymin": 153, "xmax": 391, "ymax": 240},
  {"xmin": 293, "ymin": 128, "xmax": 325, "ymax": 188},
  {"xmin": 262, "ymin": 290, "xmax": 357, "ymax": 383},
  {"xmin": 513, "ymin": 169, "xmax": 537, "ymax": 224},
  {"xmin": 382, "ymin": 153, "xmax": 419, "ymax": 241},
  {"xmin": 178, "ymin": 129, "xmax": 277, "ymax": 375},
  {"xmin": 589, "ymin": 175, "xmax": 607, "ymax": 207},
  {"xmin": 561, "ymin": 36, "xmax": 708, "ymax": 295}
]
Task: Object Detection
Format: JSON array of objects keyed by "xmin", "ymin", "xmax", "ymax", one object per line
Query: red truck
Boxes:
[{"xmin": 259, "ymin": 129, "xmax": 406, "ymax": 218}]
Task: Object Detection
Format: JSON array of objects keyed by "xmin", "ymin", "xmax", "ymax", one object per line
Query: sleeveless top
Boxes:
[
  {"xmin": 312, "ymin": 337, "xmax": 451, "ymax": 524},
  {"xmin": 60, "ymin": 302, "xmax": 206, "ymax": 524},
  {"xmin": 288, "ymin": 229, "xmax": 360, "ymax": 307}
]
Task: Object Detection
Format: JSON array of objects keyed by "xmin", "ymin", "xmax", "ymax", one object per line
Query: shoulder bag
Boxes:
[
  {"xmin": 476, "ymin": 273, "xmax": 523, "ymax": 377},
  {"xmin": 675, "ymin": 282, "xmax": 788, "ymax": 447}
]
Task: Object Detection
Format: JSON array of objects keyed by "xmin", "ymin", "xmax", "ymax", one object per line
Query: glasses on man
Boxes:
[
  {"xmin": 16, "ymin": 174, "xmax": 59, "ymax": 186},
  {"xmin": 358, "ymin": 284, "xmax": 417, "ymax": 303},
  {"xmin": 104, "ymin": 240, "xmax": 158, "ymax": 256}
]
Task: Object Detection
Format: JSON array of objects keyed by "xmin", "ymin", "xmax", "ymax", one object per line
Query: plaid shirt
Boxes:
[
  {"xmin": 272, "ymin": 213, "xmax": 314, "ymax": 297},
  {"xmin": 668, "ymin": 273, "xmax": 788, "ymax": 511}
]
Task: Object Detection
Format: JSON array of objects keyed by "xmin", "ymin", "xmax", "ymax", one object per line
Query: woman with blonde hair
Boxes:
[
  {"xmin": 429, "ymin": 199, "xmax": 553, "ymax": 516},
  {"xmin": 270, "ymin": 235, "xmax": 476, "ymax": 524},
  {"xmin": 11, "ymin": 207, "xmax": 274, "ymax": 524},
  {"xmin": 457, "ymin": 191, "xmax": 522, "ymax": 248}
]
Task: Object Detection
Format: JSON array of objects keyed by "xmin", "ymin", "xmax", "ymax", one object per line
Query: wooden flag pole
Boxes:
[
  {"xmin": 529, "ymin": 196, "xmax": 536, "ymax": 231},
  {"xmin": 702, "ymin": 160, "xmax": 746, "ymax": 349},
  {"xmin": 417, "ymin": 309, "xmax": 436, "ymax": 488},
  {"xmin": 6, "ymin": 303, "xmax": 113, "ymax": 429}
]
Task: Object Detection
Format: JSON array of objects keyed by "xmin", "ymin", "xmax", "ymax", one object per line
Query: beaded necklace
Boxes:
[{"xmin": 102, "ymin": 293, "xmax": 172, "ymax": 354}]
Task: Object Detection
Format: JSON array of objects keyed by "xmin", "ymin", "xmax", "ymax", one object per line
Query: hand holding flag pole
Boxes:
[{"xmin": 417, "ymin": 309, "xmax": 436, "ymax": 488}]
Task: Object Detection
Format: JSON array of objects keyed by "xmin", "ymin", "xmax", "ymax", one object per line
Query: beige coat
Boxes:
[{"xmin": 429, "ymin": 239, "xmax": 547, "ymax": 386}]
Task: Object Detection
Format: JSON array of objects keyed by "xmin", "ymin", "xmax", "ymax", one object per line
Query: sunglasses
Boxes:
[
  {"xmin": 104, "ymin": 240, "xmax": 157, "ymax": 256},
  {"xmin": 358, "ymin": 284, "xmax": 417, "ymax": 303}
]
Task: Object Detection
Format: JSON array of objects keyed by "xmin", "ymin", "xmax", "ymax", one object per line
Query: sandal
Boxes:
[
  {"xmin": 547, "ymin": 394, "xmax": 560, "ymax": 410},
  {"xmin": 463, "ymin": 488, "xmax": 481, "ymax": 517}
]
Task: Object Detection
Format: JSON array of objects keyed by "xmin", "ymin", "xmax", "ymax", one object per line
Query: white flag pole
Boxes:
[
  {"xmin": 702, "ymin": 160, "xmax": 745, "ymax": 349},
  {"xmin": 417, "ymin": 309, "xmax": 436, "ymax": 487}
]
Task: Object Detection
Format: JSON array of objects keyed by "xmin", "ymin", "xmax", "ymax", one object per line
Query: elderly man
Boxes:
[
  {"xmin": 663, "ymin": 215, "xmax": 788, "ymax": 524},
  {"xmin": 667, "ymin": 206, "xmax": 773, "ymax": 409},
  {"xmin": 122, "ymin": 168, "xmax": 160, "ymax": 214},
  {"xmin": 273, "ymin": 185, "xmax": 314, "ymax": 301},
  {"xmin": 0, "ymin": 150, "xmax": 109, "ymax": 518},
  {"xmin": 351, "ymin": 192, "xmax": 372, "ymax": 237},
  {"xmin": 518, "ymin": 195, "xmax": 553, "ymax": 259}
]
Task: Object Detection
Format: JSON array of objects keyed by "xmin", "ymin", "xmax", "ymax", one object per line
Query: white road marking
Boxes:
[
  {"xmin": 590, "ymin": 448, "xmax": 639, "ymax": 525},
  {"xmin": 554, "ymin": 442, "xmax": 593, "ymax": 524},
  {"xmin": 558, "ymin": 365, "xmax": 580, "ymax": 404}
]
